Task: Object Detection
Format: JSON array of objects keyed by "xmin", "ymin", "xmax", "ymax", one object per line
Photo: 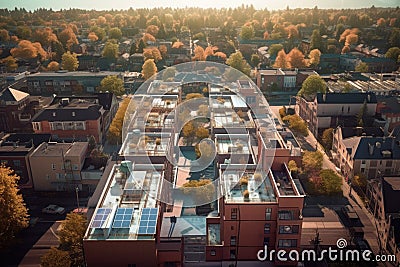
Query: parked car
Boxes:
[{"xmin": 42, "ymin": 205, "xmax": 65, "ymax": 214}]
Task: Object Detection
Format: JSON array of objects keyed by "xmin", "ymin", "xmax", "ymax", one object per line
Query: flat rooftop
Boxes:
[
  {"xmin": 30, "ymin": 142, "xmax": 87, "ymax": 157},
  {"xmin": 85, "ymin": 163, "xmax": 164, "ymax": 240},
  {"xmin": 28, "ymin": 71, "xmax": 121, "ymax": 78}
]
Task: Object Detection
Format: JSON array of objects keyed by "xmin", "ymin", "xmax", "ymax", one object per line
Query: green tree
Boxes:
[
  {"xmin": 355, "ymin": 62, "xmax": 368, "ymax": 72},
  {"xmin": 61, "ymin": 51, "xmax": 79, "ymax": 71},
  {"xmin": 320, "ymin": 169, "xmax": 342, "ymax": 195},
  {"xmin": 108, "ymin": 27, "xmax": 122, "ymax": 40},
  {"xmin": 226, "ymin": 51, "xmax": 251, "ymax": 76},
  {"xmin": 310, "ymin": 29, "xmax": 323, "ymax": 51},
  {"xmin": 269, "ymin": 44, "xmax": 284, "ymax": 58},
  {"xmin": 102, "ymin": 41, "xmax": 119, "ymax": 60},
  {"xmin": 302, "ymin": 151, "xmax": 323, "ymax": 174},
  {"xmin": 98, "ymin": 75, "xmax": 124, "ymax": 96},
  {"xmin": 353, "ymin": 174, "xmax": 367, "ymax": 190},
  {"xmin": 41, "ymin": 247, "xmax": 71, "ymax": 267},
  {"xmin": 282, "ymin": 115, "xmax": 308, "ymax": 136},
  {"xmin": 250, "ymin": 54, "xmax": 260, "ymax": 67},
  {"xmin": 322, "ymin": 128, "xmax": 334, "ymax": 150},
  {"xmin": 58, "ymin": 212, "xmax": 87, "ymax": 267},
  {"xmin": 0, "ymin": 166, "xmax": 29, "ymax": 248},
  {"xmin": 288, "ymin": 160, "xmax": 299, "ymax": 173},
  {"xmin": 357, "ymin": 100, "xmax": 368, "ymax": 127},
  {"xmin": 240, "ymin": 25, "xmax": 255, "ymax": 40},
  {"xmin": 385, "ymin": 47, "xmax": 400, "ymax": 62},
  {"xmin": 141, "ymin": 59, "xmax": 157, "ymax": 80},
  {"xmin": 298, "ymin": 75, "xmax": 326, "ymax": 99}
]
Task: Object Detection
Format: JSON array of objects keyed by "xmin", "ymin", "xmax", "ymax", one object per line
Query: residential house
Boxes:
[
  {"xmin": 366, "ymin": 176, "xmax": 400, "ymax": 266},
  {"xmin": 29, "ymin": 142, "xmax": 88, "ymax": 191},
  {"xmin": 376, "ymin": 96, "xmax": 400, "ymax": 131},
  {"xmin": 333, "ymin": 126, "xmax": 400, "ymax": 180},
  {"xmin": 257, "ymin": 69, "xmax": 318, "ymax": 92},
  {"xmin": 26, "ymin": 71, "xmax": 123, "ymax": 95},
  {"xmin": 31, "ymin": 93, "xmax": 118, "ymax": 143},
  {"xmin": 297, "ymin": 92, "xmax": 377, "ymax": 136}
]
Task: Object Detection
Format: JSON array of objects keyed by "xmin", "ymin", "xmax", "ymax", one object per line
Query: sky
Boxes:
[{"xmin": 0, "ymin": 0, "xmax": 398, "ymax": 10}]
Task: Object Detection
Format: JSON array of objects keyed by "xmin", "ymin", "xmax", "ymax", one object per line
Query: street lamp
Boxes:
[{"xmin": 75, "ymin": 187, "xmax": 80, "ymax": 212}]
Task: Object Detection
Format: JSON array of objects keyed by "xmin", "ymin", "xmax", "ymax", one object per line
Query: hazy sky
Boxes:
[{"xmin": 0, "ymin": 0, "xmax": 398, "ymax": 10}]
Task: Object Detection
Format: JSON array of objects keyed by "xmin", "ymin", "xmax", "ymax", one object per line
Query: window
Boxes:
[
  {"xmin": 361, "ymin": 160, "xmax": 366, "ymax": 164},
  {"xmin": 230, "ymin": 249, "xmax": 236, "ymax": 259},
  {"xmin": 278, "ymin": 239, "xmax": 297, "ymax": 248},
  {"xmin": 32, "ymin": 122, "xmax": 41, "ymax": 131},
  {"xmin": 46, "ymin": 174, "xmax": 50, "ymax": 180},
  {"xmin": 51, "ymin": 163, "xmax": 56, "ymax": 170},
  {"xmin": 231, "ymin": 208, "xmax": 237, "ymax": 220},
  {"xmin": 63, "ymin": 122, "xmax": 74, "ymax": 130},
  {"xmin": 265, "ymin": 208, "xmax": 272, "ymax": 220},
  {"xmin": 347, "ymin": 106, "xmax": 350, "ymax": 113},
  {"xmin": 361, "ymin": 168, "xmax": 365, "ymax": 173},
  {"xmin": 263, "ymin": 237, "xmax": 270, "ymax": 246},
  {"xmin": 278, "ymin": 210, "xmax": 295, "ymax": 220},
  {"xmin": 230, "ymin": 236, "xmax": 236, "ymax": 246},
  {"xmin": 279, "ymin": 225, "xmax": 299, "ymax": 234},
  {"xmin": 386, "ymin": 161, "xmax": 392, "ymax": 167},
  {"xmin": 75, "ymin": 122, "xmax": 85, "ymax": 130},
  {"xmin": 210, "ymin": 250, "xmax": 216, "ymax": 256},
  {"xmin": 13, "ymin": 160, "xmax": 21, "ymax": 167},
  {"xmin": 264, "ymin": 223, "xmax": 271, "ymax": 234}
]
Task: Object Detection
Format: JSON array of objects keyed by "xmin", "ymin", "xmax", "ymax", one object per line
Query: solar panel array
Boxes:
[
  {"xmin": 112, "ymin": 208, "xmax": 134, "ymax": 228},
  {"xmin": 90, "ymin": 208, "xmax": 112, "ymax": 228},
  {"xmin": 138, "ymin": 208, "xmax": 158, "ymax": 235}
]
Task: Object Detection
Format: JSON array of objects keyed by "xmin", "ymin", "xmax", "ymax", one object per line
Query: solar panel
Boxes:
[
  {"xmin": 112, "ymin": 208, "xmax": 134, "ymax": 228},
  {"xmin": 138, "ymin": 208, "xmax": 158, "ymax": 235},
  {"xmin": 90, "ymin": 208, "xmax": 112, "ymax": 228}
]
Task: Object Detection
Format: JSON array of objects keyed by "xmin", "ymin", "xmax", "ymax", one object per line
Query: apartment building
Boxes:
[
  {"xmin": 83, "ymin": 78, "xmax": 305, "ymax": 266},
  {"xmin": 31, "ymin": 93, "xmax": 117, "ymax": 143},
  {"xmin": 332, "ymin": 126, "xmax": 400, "ymax": 180},
  {"xmin": 256, "ymin": 69, "xmax": 318, "ymax": 92},
  {"xmin": 366, "ymin": 176, "xmax": 400, "ymax": 266},
  {"xmin": 29, "ymin": 142, "xmax": 88, "ymax": 191},
  {"xmin": 297, "ymin": 92, "xmax": 377, "ymax": 136}
]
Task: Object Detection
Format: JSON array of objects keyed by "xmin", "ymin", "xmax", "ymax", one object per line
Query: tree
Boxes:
[
  {"xmin": 345, "ymin": 34, "xmax": 358, "ymax": 45},
  {"xmin": 273, "ymin": 49, "xmax": 290, "ymax": 69},
  {"xmin": 197, "ymin": 104, "xmax": 209, "ymax": 117},
  {"xmin": 41, "ymin": 247, "xmax": 71, "ymax": 267},
  {"xmin": 88, "ymin": 135, "xmax": 96, "ymax": 152},
  {"xmin": 196, "ymin": 127, "xmax": 209, "ymax": 140},
  {"xmin": 250, "ymin": 54, "xmax": 260, "ymax": 67},
  {"xmin": 269, "ymin": 44, "xmax": 284, "ymax": 58},
  {"xmin": 310, "ymin": 29, "xmax": 323, "ymax": 51},
  {"xmin": 108, "ymin": 27, "xmax": 122, "ymax": 40},
  {"xmin": 353, "ymin": 174, "xmax": 367, "ymax": 190},
  {"xmin": 0, "ymin": 29, "xmax": 10, "ymax": 42},
  {"xmin": 58, "ymin": 27, "xmax": 78, "ymax": 50},
  {"xmin": 322, "ymin": 128, "xmax": 334, "ymax": 150},
  {"xmin": 137, "ymin": 39, "xmax": 146, "ymax": 53},
  {"xmin": 263, "ymin": 31, "xmax": 269, "ymax": 40},
  {"xmin": 99, "ymin": 75, "xmax": 125, "ymax": 96},
  {"xmin": 88, "ymin": 32, "xmax": 99, "ymax": 42},
  {"xmin": 287, "ymin": 48, "xmax": 307, "ymax": 68},
  {"xmin": 388, "ymin": 28, "xmax": 400, "ymax": 48},
  {"xmin": 102, "ymin": 41, "xmax": 119, "ymax": 60},
  {"xmin": 181, "ymin": 179, "xmax": 215, "ymax": 204},
  {"xmin": 385, "ymin": 47, "xmax": 400, "ymax": 62},
  {"xmin": 0, "ymin": 166, "xmax": 29, "ymax": 248},
  {"xmin": 355, "ymin": 62, "xmax": 368, "ymax": 72},
  {"xmin": 33, "ymin": 27, "xmax": 58, "ymax": 47},
  {"xmin": 320, "ymin": 169, "xmax": 342, "ymax": 195},
  {"xmin": 240, "ymin": 25, "xmax": 255, "ymax": 40},
  {"xmin": 182, "ymin": 121, "xmax": 195, "ymax": 141},
  {"xmin": 90, "ymin": 26, "xmax": 106, "ymax": 41},
  {"xmin": 11, "ymin": 40, "xmax": 47, "ymax": 61},
  {"xmin": 47, "ymin": 61, "xmax": 60, "ymax": 71},
  {"xmin": 159, "ymin": 44, "xmax": 167, "ymax": 57},
  {"xmin": 16, "ymin": 26, "xmax": 32, "ymax": 40},
  {"xmin": 1, "ymin": 56, "xmax": 18, "ymax": 72},
  {"xmin": 186, "ymin": 93, "xmax": 204, "ymax": 100},
  {"xmin": 61, "ymin": 51, "xmax": 79, "ymax": 71},
  {"xmin": 341, "ymin": 45, "xmax": 350, "ymax": 54},
  {"xmin": 143, "ymin": 47, "xmax": 162, "ymax": 62},
  {"xmin": 172, "ymin": 41, "xmax": 184, "ymax": 49},
  {"xmin": 288, "ymin": 160, "xmax": 298, "ymax": 173},
  {"xmin": 193, "ymin": 46, "xmax": 205, "ymax": 61},
  {"xmin": 302, "ymin": 151, "xmax": 323, "ymax": 174},
  {"xmin": 58, "ymin": 212, "xmax": 87, "ymax": 266},
  {"xmin": 162, "ymin": 67, "xmax": 176, "ymax": 81},
  {"xmin": 146, "ymin": 25, "xmax": 159, "ymax": 36},
  {"xmin": 141, "ymin": 59, "xmax": 157, "ymax": 80},
  {"xmin": 226, "ymin": 51, "xmax": 251, "ymax": 76},
  {"xmin": 107, "ymin": 98, "xmax": 130, "ymax": 144},
  {"xmin": 298, "ymin": 75, "xmax": 326, "ymax": 99},
  {"xmin": 309, "ymin": 49, "xmax": 321, "ymax": 68},
  {"xmin": 142, "ymin": 33, "xmax": 156, "ymax": 43},
  {"xmin": 357, "ymin": 100, "xmax": 368, "ymax": 127},
  {"xmin": 282, "ymin": 115, "xmax": 308, "ymax": 136}
]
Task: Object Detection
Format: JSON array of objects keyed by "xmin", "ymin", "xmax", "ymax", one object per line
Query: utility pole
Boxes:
[{"xmin": 75, "ymin": 186, "xmax": 80, "ymax": 211}]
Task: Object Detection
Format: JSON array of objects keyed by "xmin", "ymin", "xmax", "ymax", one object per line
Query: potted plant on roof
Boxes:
[
  {"xmin": 243, "ymin": 189, "xmax": 250, "ymax": 201},
  {"xmin": 155, "ymin": 138, "xmax": 161, "ymax": 153},
  {"xmin": 254, "ymin": 172, "xmax": 262, "ymax": 183},
  {"xmin": 239, "ymin": 175, "xmax": 248, "ymax": 190}
]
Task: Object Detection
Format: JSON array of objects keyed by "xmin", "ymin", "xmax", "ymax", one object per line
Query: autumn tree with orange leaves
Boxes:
[
  {"xmin": 287, "ymin": 48, "xmax": 307, "ymax": 68},
  {"xmin": 11, "ymin": 40, "xmax": 47, "ymax": 61},
  {"xmin": 273, "ymin": 50, "xmax": 290, "ymax": 69}
]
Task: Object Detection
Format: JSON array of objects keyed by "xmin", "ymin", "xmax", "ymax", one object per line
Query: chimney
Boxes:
[
  {"xmin": 322, "ymin": 94, "xmax": 326, "ymax": 102},
  {"xmin": 367, "ymin": 94, "xmax": 371, "ymax": 102},
  {"xmin": 72, "ymin": 111, "xmax": 76, "ymax": 117},
  {"xmin": 368, "ymin": 143, "xmax": 375, "ymax": 156},
  {"xmin": 52, "ymin": 112, "xmax": 56, "ymax": 117}
]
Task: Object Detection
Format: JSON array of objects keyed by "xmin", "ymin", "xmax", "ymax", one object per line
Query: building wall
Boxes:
[
  {"xmin": 316, "ymin": 103, "xmax": 377, "ymax": 117},
  {"xmin": 0, "ymin": 155, "xmax": 32, "ymax": 186},
  {"xmin": 83, "ymin": 240, "xmax": 157, "ymax": 267}
]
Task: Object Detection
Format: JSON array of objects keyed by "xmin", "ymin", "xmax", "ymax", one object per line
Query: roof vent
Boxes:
[
  {"xmin": 368, "ymin": 143, "xmax": 374, "ymax": 156},
  {"xmin": 367, "ymin": 94, "xmax": 371, "ymax": 102},
  {"xmin": 322, "ymin": 94, "xmax": 326, "ymax": 102},
  {"xmin": 52, "ymin": 112, "xmax": 56, "ymax": 117},
  {"xmin": 72, "ymin": 111, "xmax": 76, "ymax": 117},
  {"xmin": 376, "ymin": 142, "xmax": 381, "ymax": 148}
]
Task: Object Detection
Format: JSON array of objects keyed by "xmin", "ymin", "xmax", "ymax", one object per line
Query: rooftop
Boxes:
[
  {"xmin": 382, "ymin": 176, "xmax": 400, "ymax": 214},
  {"xmin": 0, "ymin": 87, "xmax": 29, "ymax": 103},
  {"xmin": 316, "ymin": 92, "xmax": 377, "ymax": 104},
  {"xmin": 30, "ymin": 142, "xmax": 88, "ymax": 157},
  {"xmin": 27, "ymin": 71, "xmax": 122, "ymax": 78}
]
